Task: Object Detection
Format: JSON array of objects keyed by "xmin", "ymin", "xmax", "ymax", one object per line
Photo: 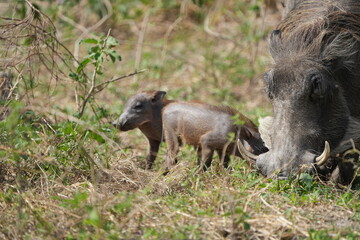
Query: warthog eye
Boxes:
[{"xmin": 310, "ymin": 73, "xmax": 325, "ymax": 101}]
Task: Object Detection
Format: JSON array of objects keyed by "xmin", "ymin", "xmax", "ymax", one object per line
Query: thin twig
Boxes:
[
  {"xmin": 159, "ymin": 15, "xmax": 183, "ymax": 86},
  {"xmin": 134, "ymin": 9, "xmax": 151, "ymax": 82},
  {"xmin": 94, "ymin": 69, "xmax": 147, "ymax": 94},
  {"xmin": 204, "ymin": 0, "xmax": 233, "ymax": 41}
]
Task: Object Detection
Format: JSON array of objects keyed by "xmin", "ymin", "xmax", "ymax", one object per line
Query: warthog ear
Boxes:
[
  {"xmin": 270, "ymin": 29, "xmax": 281, "ymax": 41},
  {"xmin": 150, "ymin": 91, "xmax": 167, "ymax": 103},
  {"xmin": 269, "ymin": 30, "xmax": 282, "ymax": 60}
]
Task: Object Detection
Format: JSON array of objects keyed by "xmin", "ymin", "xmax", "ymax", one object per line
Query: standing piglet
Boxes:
[
  {"xmin": 112, "ymin": 91, "xmax": 171, "ymax": 169},
  {"xmin": 162, "ymin": 102, "xmax": 267, "ymax": 172}
]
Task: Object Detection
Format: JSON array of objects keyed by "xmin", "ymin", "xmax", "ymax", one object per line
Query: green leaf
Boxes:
[
  {"xmin": 108, "ymin": 54, "xmax": 116, "ymax": 63},
  {"xmin": 89, "ymin": 46, "xmax": 100, "ymax": 55},
  {"xmin": 84, "ymin": 207, "xmax": 101, "ymax": 227},
  {"xmin": 93, "ymin": 52, "xmax": 101, "ymax": 61},
  {"xmin": 60, "ymin": 192, "xmax": 88, "ymax": 209},
  {"xmin": 112, "ymin": 196, "xmax": 133, "ymax": 214},
  {"xmin": 76, "ymin": 58, "xmax": 92, "ymax": 73},
  {"xmin": 5, "ymin": 101, "xmax": 24, "ymax": 131},
  {"xmin": 105, "ymin": 36, "xmax": 119, "ymax": 47},
  {"xmin": 69, "ymin": 72, "xmax": 78, "ymax": 80},
  {"xmin": 83, "ymin": 130, "xmax": 105, "ymax": 143},
  {"xmin": 249, "ymin": 4, "xmax": 260, "ymax": 12},
  {"xmin": 244, "ymin": 221, "xmax": 251, "ymax": 230},
  {"xmin": 23, "ymin": 37, "xmax": 33, "ymax": 46},
  {"xmin": 105, "ymin": 49, "xmax": 122, "ymax": 63},
  {"xmin": 80, "ymin": 38, "xmax": 99, "ymax": 45}
]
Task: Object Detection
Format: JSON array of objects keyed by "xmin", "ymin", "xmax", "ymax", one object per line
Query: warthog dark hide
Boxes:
[{"xmin": 254, "ymin": 0, "xmax": 360, "ymax": 179}]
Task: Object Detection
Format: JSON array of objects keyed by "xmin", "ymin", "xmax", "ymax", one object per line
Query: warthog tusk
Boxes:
[
  {"xmin": 315, "ymin": 141, "xmax": 330, "ymax": 166},
  {"xmin": 237, "ymin": 139, "xmax": 257, "ymax": 166}
]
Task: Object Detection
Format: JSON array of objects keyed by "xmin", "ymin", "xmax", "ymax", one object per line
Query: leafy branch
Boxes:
[{"xmin": 69, "ymin": 29, "xmax": 145, "ymax": 118}]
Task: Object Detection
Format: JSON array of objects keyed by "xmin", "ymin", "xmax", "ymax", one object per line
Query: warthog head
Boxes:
[
  {"xmin": 256, "ymin": 60, "xmax": 349, "ymax": 178},
  {"xmin": 239, "ymin": 1, "xmax": 360, "ymax": 178},
  {"xmin": 112, "ymin": 91, "xmax": 166, "ymax": 131}
]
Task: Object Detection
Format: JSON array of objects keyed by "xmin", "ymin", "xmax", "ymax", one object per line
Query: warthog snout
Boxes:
[
  {"xmin": 112, "ymin": 117, "xmax": 131, "ymax": 131},
  {"xmin": 111, "ymin": 120, "xmax": 118, "ymax": 128},
  {"xmin": 255, "ymin": 151, "xmax": 318, "ymax": 179},
  {"xmin": 238, "ymin": 134, "xmax": 331, "ymax": 179}
]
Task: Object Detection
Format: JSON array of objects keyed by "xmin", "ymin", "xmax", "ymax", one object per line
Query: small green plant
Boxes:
[
  {"xmin": 70, "ymin": 33, "xmax": 122, "ymax": 117},
  {"xmin": 60, "ymin": 191, "xmax": 88, "ymax": 209}
]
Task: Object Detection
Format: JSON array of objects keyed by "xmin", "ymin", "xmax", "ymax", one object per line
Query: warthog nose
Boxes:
[
  {"xmin": 112, "ymin": 119, "xmax": 127, "ymax": 129},
  {"xmin": 118, "ymin": 119, "xmax": 128, "ymax": 130},
  {"xmin": 111, "ymin": 120, "xmax": 118, "ymax": 128}
]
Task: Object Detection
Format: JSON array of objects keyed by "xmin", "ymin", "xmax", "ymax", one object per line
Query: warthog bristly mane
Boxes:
[{"xmin": 270, "ymin": 1, "xmax": 360, "ymax": 72}]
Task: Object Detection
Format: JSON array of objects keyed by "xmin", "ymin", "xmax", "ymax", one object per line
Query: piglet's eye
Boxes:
[{"xmin": 134, "ymin": 102, "xmax": 142, "ymax": 109}]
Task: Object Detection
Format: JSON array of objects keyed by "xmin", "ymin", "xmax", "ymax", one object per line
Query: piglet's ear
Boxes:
[{"xmin": 151, "ymin": 91, "xmax": 166, "ymax": 103}]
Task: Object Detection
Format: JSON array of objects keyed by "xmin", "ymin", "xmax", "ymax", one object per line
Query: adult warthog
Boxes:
[{"xmin": 240, "ymin": 0, "xmax": 360, "ymax": 179}]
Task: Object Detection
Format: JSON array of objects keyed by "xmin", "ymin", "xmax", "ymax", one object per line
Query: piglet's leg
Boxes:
[
  {"xmin": 146, "ymin": 138, "xmax": 160, "ymax": 170},
  {"xmin": 200, "ymin": 147, "xmax": 214, "ymax": 171},
  {"xmin": 163, "ymin": 126, "xmax": 179, "ymax": 172},
  {"xmin": 222, "ymin": 154, "xmax": 231, "ymax": 169},
  {"xmin": 195, "ymin": 146, "xmax": 202, "ymax": 166},
  {"xmin": 200, "ymin": 133, "xmax": 217, "ymax": 171},
  {"xmin": 216, "ymin": 149, "xmax": 231, "ymax": 169}
]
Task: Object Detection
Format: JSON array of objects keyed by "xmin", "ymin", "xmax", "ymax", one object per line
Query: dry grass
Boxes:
[{"xmin": 2, "ymin": 155, "xmax": 359, "ymax": 239}]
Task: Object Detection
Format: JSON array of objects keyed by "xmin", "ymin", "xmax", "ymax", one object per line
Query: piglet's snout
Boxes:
[
  {"xmin": 111, "ymin": 120, "xmax": 118, "ymax": 128},
  {"xmin": 112, "ymin": 116, "xmax": 128, "ymax": 130}
]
